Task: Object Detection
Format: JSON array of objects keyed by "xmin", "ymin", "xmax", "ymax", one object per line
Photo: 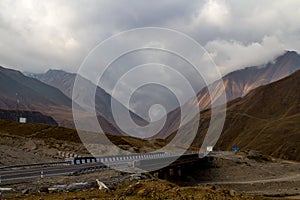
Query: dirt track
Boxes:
[
  {"xmin": 191, "ymin": 153, "xmax": 300, "ymax": 198},
  {"xmin": 200, "ymin": 174, "xmax": 300, "ymax": 185}
]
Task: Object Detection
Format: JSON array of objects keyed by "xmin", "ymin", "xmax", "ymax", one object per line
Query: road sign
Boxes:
[
  {"xmin": 232, "ymin": 146, "xmax": 239, "ymax": 151},
  {"xmin": 206, "ymin": 146, "xmax": 213, "ymax": 152},
  {"xmin": 19, "ymin": 117, "xmax": 27, "ymax": 123}
]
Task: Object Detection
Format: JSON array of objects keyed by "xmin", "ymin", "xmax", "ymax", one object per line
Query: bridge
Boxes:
[{"xmin": 0, "ymin": 151, "xmax": 216, "ymax": 184}]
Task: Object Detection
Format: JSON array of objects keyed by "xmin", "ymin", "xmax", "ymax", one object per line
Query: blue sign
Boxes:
[{"xmin": 232, "ymin": 146, "xmax": 239, "ymax": 151}]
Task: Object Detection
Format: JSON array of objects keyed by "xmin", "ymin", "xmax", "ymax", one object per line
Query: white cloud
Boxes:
[
  {"xmin": 0, "ymin": 0, "xmax": 300, "ymax": 115},
  {"xmin": 205, "ymin": 35, "xmax": 286, "ymax": 75},
  {"xmin": 195, "ymin": 0, "xmax": 231, "ymax": 30},
  {"xmin": 1, "ymin": 0, "xmax": 300, "ymax": 74}
]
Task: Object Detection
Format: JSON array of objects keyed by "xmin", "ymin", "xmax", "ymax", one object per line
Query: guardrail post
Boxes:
[{"xmin": 41, "ymin": 170, "xmax": 44, "ymax": 179}]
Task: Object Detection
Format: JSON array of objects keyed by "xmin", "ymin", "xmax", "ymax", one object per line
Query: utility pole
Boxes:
[{"xmin": 16, "ymin": 93, "xmax": 19, "ymax": 122}]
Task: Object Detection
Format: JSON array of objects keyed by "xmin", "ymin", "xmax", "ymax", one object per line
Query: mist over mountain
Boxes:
[
  {"xmin": 158, "ymin": 51, "xmax": 300, "ymax": 139},
  {"xmin": 1, "ymin": 50, "xmax": 299, "ymax": 139},
  {"xmin": 197, "ymin": 51, "xmax": 300, "ymax": 109}
]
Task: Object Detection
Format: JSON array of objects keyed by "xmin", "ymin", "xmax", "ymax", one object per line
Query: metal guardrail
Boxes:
[
  {"xmin": 72, "ymin": 165, "xmax": 108, "ymax": 176},
  {"xmin": 0, "ymin": 161, "xmax": 69, "ymax": 170},
  {"xmin": 0, "ymin": 151, "xmax": 199, "ymax": 170},
  {"xmin": 0, "ymin": 151, "xmax": 216, "ymax": 171}
]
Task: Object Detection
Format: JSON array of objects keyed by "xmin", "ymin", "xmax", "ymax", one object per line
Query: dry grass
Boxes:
[{"xmin": 5, "ymin": 180, "xmax": 266, "ymax": 200}]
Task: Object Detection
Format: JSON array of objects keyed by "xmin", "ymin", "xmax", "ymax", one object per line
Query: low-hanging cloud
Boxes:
[
  {"xmin": 0, "ymin": 0, "xmax": 300, "ymax": 115},
  {"xmin": 205, "ymin": 35, "xmax": 286, "ymax": 74},
  {"xmin": 0, "ymin": 0, "xmax": 299, "ymax": 74}
]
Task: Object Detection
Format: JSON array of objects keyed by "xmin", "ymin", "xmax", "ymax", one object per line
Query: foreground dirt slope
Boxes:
[{"xmin": 7, "ymin": 183, "xmax": 266, "ymax": 200}]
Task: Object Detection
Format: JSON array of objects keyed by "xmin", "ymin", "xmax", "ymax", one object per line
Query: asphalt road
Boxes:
[
  {"xmin": 0, "ymin": 162, "xmax": 107, "ymax": 183},
  {"xmin": 0, "ymin": 152, "xmax": 201, "ymax": 184}
]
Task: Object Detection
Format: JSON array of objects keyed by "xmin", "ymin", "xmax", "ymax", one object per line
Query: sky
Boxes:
[
  {"xmin": 1, "ymin": 0, "xmax": 300, "ymax": 119},
  {"xmin": 1, "ymin": 0, "xmax": 299, "ymax": 74}
]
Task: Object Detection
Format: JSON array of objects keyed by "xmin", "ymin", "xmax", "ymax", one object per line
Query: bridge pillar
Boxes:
[
  {"xmin": 173, "ymin": 166, "xmax": 182, "ymax": 180},
  {"xmin": 157, "ymin": 170, "xmax": 164, "ymax": 179},
  {"xmin": 156, "ymin": 166, "xmax": 184, "ymax": 181},
  {"xmin": 163, "ymin": 169, "xmax": 171, "ymax": 179},
  {"xmin": 157, "ymin": 169, "xmax": 171, "ymax": 179}
]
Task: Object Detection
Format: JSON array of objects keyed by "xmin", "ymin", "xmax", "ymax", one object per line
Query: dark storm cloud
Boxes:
[
  {"xmin": 1, "ymin": 0, "xmax": 299, "ymax": 73},
  {"xmin": 0, "ymin": 0, "xmax": 300, "ymax": 116}
]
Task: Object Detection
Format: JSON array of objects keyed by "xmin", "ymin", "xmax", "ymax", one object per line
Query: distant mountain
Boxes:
[
  {"xmin": 35, "ymin": 69, "xmax": 115, "ymax": 120},
  {"xmin": 0, "ymin": 66, "xmax": 148, "ymax": 135},
  {"xmin": 0, "ymin": 66, "xmax": 79, "ymax": 127},
  {"xmin": 0, "ymin": 66, "xmax": 74, "ymax": 110},
  {"xmin": 158, "ymin": 51, "xmax": 300, "ymax": 139},
  {"xmin": 188, "ymin": 69, "xmax": 300, "ymax": 161},
  {"xmin": 34, "ymin": 69, "xmax": 147, "ymax": 132},
  {"xmin": 197, "ymin": 51, "xmax": 300, "ymax": 109}
]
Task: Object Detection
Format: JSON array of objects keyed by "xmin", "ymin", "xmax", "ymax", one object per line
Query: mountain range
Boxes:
[
  {"xmin": 0, "ymin": 66, "xmax": 147, "ymax": 134},
  {"xmin": 0, "ymin": 51, "xmax": 299, "ymax": 140},
  {"xmin": 185, "ymin": 69, "xmax": 300, "ymax": 161},
  {"xmin": 158, "ymin": 51, "xmax": 300, "ymax": 138},
  {"xmin": 197, "ymin": 50, "xmax": 300, "ymax": 109},
  {"xmin": 0, "ymin": 66, "xmax": 77, "ymax": 127},
  {"xmin": 35, "ymin": 69, "xmax": 147, "ymax": 132},
  {"xmin": 0, "ymin": 66, "xmax": 73, "ymax": 110},
  {"xmin": 0, "ymin": 50, "xmax": 299, "ymax": 162}
]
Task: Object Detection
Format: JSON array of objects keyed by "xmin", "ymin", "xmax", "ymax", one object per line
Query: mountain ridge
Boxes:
[
  {"xmin": 187, "ymin": 69, "xmax": 300, "ymax": 161},
  {"xmin": 157, "ymin": 51, "xmax": 300, "ymax": 139},
  {"xmin": 197, "ymin": 50, "xmax": 300, "ymax": 109},
  {"xmin": 34, "ymin": 69, "xmax": 148, "ymax": 133}
]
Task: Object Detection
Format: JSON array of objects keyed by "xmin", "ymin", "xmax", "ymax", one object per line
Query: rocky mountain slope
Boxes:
[
  {"xmin": 189, "ymin": 70, "xmax": 300, "ymax": 161},
  {"xmin": 35, "ymin": 69, "xmax": 147, "ymax": 131},
  {"xmin": 159, "ymin": 51, "xmax": 300, "ymax": 139},
  {"xmin": 0, "ymin": 66, "xmax": 79, "ymax": 127},
  {"xmin": 197, "ymin": 50, "xmax": 300, "ymax": 109},
  {"xmin": 0, "ymin": 66, "xmax": 73, "ymax": 110},
  {"xmin": 0, "ymin": 67, "xmax": 146, "ymax": 134}
]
